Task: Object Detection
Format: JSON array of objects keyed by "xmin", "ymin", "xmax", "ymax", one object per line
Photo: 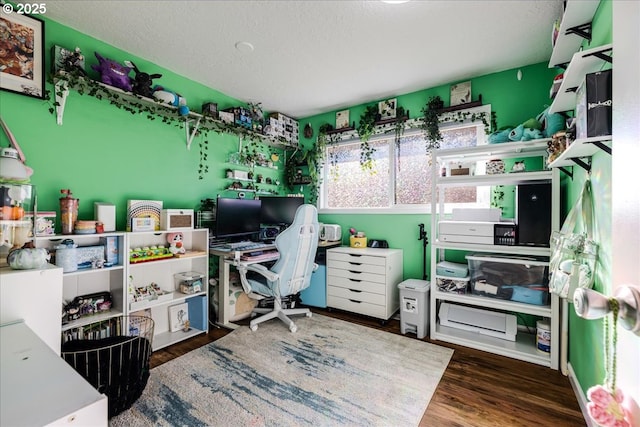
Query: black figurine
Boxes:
[{"xmin": 127, "ymin": 61, "xmax": 162, "ymax": 98}]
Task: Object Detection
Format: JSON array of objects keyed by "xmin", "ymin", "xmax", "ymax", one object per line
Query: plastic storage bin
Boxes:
[
  {"xmin": 466, "ymin": 253, "xmax": 550, "ymax": 305},
  {"xmin": 435, "ymin": 275, "xmax": 470, "ymax": 294},
  {"xmin": 398, "ymin": 279, "xmax": 430, "ymax": 339},
  {"xmin": 175, "ymin": 271, "xmax": 204, "ymax": 295}
]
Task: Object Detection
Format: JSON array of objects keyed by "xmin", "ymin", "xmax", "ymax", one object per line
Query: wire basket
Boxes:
[{"xmin": 61, "ymin": 315, "xmax": 154, "ymax": 418}]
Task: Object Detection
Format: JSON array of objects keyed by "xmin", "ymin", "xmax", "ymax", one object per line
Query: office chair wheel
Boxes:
[
  {"xmin": 250, "ymin": 324, "xmax": 258, "ymax": 332},
  {"xmin": 306, "ymin": 312, "xmax": 312, "ymax": 318},
  {"xmin": 289, "ymin": 324, "xmax": 297, "ymax": 333}
]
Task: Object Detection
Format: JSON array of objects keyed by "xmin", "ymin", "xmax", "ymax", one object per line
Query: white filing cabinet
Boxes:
[
  {"xmin": 326, "ymin": 247, "xmax": 403, "ymax": 320},
  {"xmin": 0, "ymin": 320, "xmax": 108, "ymax": 426}
]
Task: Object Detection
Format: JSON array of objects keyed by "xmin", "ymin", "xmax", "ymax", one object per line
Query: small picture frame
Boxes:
[
  {"xmin": 450, "ymin": 81, "xmax": 472, "ymax": 106},
  {"xmin": 336, "ymin": 109, "xmax": 350, "ymax": 129},
  {"xmin": 378, "ymin": 98, "xmax": 397, "ymax": 119},
  {"xmin": 169, "ymin": 302, "xmax": 189, "ymax": 332},
  {"xmin": 52, "ymin": 45, "xmax": 86, "ymax": 75},
  {"xmin": 0, "ymin": 9, "xmax": 45, "ymax": 99}
]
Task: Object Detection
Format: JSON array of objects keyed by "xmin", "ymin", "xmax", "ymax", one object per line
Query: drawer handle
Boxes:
[
  {"xmin": 349, "ymin": 299, "xmax": 362, "ymax": 304},
  {"xmin": 348, "ymin": 254, "xmax": 363, "ymax": 258},
  {"xmin": 348, "ymin": 278, "xmax": 362, "ymax": 283},
  {"xmin": 348, "ymin": 289, "xmax": 362, "ymax": 293},
  {"xmin": 348, "ymin": 270, "xmax": 362, "ymax": 274},
  {"xmin": 348, "ymin": 262, "xmax": 362, "ymax": 266}
]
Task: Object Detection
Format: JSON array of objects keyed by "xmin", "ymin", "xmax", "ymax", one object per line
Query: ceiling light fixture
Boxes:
[{"xmin": 235, "ymin": 41, "xmax": 254, "ymax": 53}]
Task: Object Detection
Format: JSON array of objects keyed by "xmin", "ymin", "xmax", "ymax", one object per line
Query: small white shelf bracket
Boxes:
[
  {"xmin": 184, "ymin": 116, "xmax": 201, "ymax": 150},
  {"xmin": 55, "ymin": 80, "xmax": 69, "ymax": 126}
]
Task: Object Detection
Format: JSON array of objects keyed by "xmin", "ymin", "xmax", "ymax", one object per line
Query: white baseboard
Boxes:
[{"xmin": 567, "ymin": 362, "xmax": 594, "ymax": 427}]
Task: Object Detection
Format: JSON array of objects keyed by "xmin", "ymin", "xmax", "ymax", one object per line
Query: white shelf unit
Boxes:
[
  {"xmin": 34, "ymin": 232, "xmax": 127, "ymax": 333},
  {"xmin": 547, "ymin": 135, "xmax": 612, "ymax": 169},
  {"xmin": 548, "ymin": 0, "xmax": 602, "ymax": 68},
  {"xmin": 549, "ymin": 43, "xmax": 613, "ymax": 114},
  {"xmin": 429, "ymin": 140, "xmax": 561, "ymax": 369},
  {"xmin": 126, "ymin": 228, "xmax": 209, "ymax": 350}
]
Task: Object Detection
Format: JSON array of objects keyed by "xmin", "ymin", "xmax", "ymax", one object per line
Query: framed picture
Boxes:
[
  {"xmin": 336, "ymin": 109, "xmax": 349, "ymax": 129},
  {"xmin": 450, "ymin": 81, "xmax": 471, "ymax": 106},
  {"xmin": 378, "ymin": 98, "xmax": 397, "ymax": 119},
  {"xmin": 0, "ymin": 9, "xmax": 45, "ymax": 99},
  {"xmin": 169, "ymin": 302, "xmax": 189, "ymax": 332}
]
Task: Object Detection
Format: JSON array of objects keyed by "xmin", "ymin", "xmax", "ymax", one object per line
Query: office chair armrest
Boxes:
[{"xmin": 236, "ymin": 262, "xmax": 279, "ymax": 294}]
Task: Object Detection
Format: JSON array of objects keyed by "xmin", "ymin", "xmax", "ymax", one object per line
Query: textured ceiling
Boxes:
[{"xmin": 44, "ymin": 0, "xmax": 563, "ymax": 119}]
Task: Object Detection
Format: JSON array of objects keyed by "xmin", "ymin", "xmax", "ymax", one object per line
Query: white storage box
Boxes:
[
  {"xmin": 435, "ymin": 275, "xmax": 470, "ymax": 294},
  {"xmin": 161, "ymin": 209, "xmax": 194, "ymax": 231},
  {"xmin": 436, "ymin": 261, "xmax": 468, "ymax": 278}
]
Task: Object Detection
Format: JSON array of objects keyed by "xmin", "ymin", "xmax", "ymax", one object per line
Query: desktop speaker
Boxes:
[{"xmin": 516, "ymin": 183, "xmax": 551, "ymax": 247}]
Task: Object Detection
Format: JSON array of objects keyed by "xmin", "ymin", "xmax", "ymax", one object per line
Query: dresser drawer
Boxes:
[
  {"xmin": 327, "ymin": 259, "xmax": 386, "ymax": 275},
  {"xmin": 327, "ymin": 251, "xmax": 387, "ymax": 267},
  {"xmin": 327, "ymin": 295, "xmax": 386, "ymax": 319},
  {"xmin": 327, "ymin": 286, "xmax": 386, "ymax": 305},
  {"xmin": 327, "ymin": 267, "xmax": 385, "ymax": 284},
  {"xmin": 326, "ymin": 275, "xmax": 386, "ymax": 294}
]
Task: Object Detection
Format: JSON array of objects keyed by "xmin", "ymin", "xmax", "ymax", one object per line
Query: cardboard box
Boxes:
[{"xmin": 575, "ymin": 69, "xmax": 612, "ymax": 139}]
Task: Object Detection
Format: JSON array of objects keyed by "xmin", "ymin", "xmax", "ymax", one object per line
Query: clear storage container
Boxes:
[{"xmin": 466, "ymin": 253, "xmax": 550, "ymax": 305}]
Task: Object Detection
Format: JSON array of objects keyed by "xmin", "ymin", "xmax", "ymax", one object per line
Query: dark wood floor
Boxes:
[{"xmin": 152, "ymin": 308, "xmax": 586, "ymax": 427}]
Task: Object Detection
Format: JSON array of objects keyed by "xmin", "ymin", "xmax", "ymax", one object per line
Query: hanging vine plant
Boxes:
[
  {"xmin": 357, "ymin": 105, "xmax": 380, "ymax": 170},
  {"xmin": 46, "ymin": 71, "xmax": 295, "ymax": 180},
  {"xmin": 421, "ymin": 95, "xmax": 444, "ymax": 150}
]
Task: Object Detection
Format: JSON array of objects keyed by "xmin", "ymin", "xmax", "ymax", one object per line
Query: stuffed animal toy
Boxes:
[
  {"xmin": 536, "ymin": 106, "xmax": 566, "ymax": 138},
  {"xmin": 125, "ymin": 61, "xmax": 162, "ymax": 99},
  {"xmin": 167, "ymin": 232, "xmax": 186, "ymax": 255},
  {"xmin": 91, "ymin": 52, "xmax": 133, "ymax": 92},
  {"xmin": 152, "ymin": 85, "xmax": 189, "ymax": 116},
  {"xmin": 508, "ymin": 124, "xmax": 544, "ymax": 141}
]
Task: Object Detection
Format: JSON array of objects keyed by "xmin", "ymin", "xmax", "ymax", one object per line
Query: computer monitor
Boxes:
[
  {"xmin": 214, "ymin": 197, "xmax": 262, "ymax": 240},
  {"xmin": 260, "ymin": 196, "xmax": 304, "ymax": 226}
]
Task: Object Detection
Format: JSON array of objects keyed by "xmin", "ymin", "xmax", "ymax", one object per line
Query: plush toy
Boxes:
[
  {"xmin": 167, "ymin": 232, "xmax": 186, "ymax": 255},
  {"xmin": 125, "ymin": 61, "xmax": 162, "ymax": 98},
  {"xmin": 508, "ymin": 124, "xmax": 544, "ymax": 141},
  {"xmin": 91, "ymin": 52, "xmax": 132, "ymax": 92},
  {"xmin": 152, "ymin": 85, "xmax": 189, "ymax": 116},
  {"xmin": 536, "ymin": 106, "xmax": 566, "ymax": 138}
]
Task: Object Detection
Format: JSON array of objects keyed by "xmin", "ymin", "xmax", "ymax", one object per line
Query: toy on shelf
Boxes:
[
  {"xmin": 167, "ymin": 232, "xmax": 186, "ymax": 254},
  {"xmin": 125, "ymin": 61, "xmax": 162, "ymax": 98},
  {"xmin": 91, "ymin": 52, "xmax": 133, "ymax": 92},
  {"xmin": 488, "ymin": 107, "xmax": 565, "ymax": 144},
  {"xmin": 152, "ymin": 85, "xmax": 189, "ymax": 116}
]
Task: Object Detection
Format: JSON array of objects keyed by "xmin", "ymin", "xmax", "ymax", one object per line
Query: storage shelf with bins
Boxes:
[
  {"xmin": 34, "ymin": 232, "xmax": 127, "ymax": 332},
  {"xmin": 126, "ymin": 228, "xmax": 209, "ymax": 350},
  {"xmin": 429, "ymin": 139, "xmax": 560, "ymax": 369}
]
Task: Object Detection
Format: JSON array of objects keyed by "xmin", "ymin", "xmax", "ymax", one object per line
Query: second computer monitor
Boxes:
[
  {"xmin": 215, "ymin": 197, "xmax": 262, "ymax": 240},
  {"xmin": 260, "ymin": 196, "xmax": 304, "ymax": 226}
]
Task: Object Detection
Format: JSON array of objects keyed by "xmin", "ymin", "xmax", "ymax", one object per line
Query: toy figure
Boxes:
[
  {"xmin": 125, "ymin": 60, "xmax": 162, "ymax": 98},
  {"xmin": 167, "ymin": 232, "xmax": 186, "ymax": 254},
  {"xmin": 91, "ymin": 52, "xmax": 133, "ymax": 92}
]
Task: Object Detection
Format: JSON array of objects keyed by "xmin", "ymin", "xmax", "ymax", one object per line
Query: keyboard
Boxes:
[{"xmin": 211, "ymin": 241, "xmax": 272, "ymax": 252}]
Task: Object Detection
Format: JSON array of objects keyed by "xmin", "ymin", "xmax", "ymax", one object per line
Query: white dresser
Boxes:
[{"xmin": 326, "ymin": 247, "xmax": 403, "ymax": 320}]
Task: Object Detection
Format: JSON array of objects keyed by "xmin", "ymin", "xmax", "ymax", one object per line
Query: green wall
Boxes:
[
  {"xmin": 0, "ymin": 16, "xmax": 288, "ymax": 230},
  {"xmin": 301, "ymin": 62, "xmax": 558, "ymax": 280}
]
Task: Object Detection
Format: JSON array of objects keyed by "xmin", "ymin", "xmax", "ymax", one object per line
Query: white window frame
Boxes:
[{"xmin": 318, "ymin": 105, "xmax": 491, "ymax": 215}]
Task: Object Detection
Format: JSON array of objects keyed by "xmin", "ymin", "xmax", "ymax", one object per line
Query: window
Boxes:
[{"xmin": 320, "ymin": 106, "xmax": 490, "ymax": 213}]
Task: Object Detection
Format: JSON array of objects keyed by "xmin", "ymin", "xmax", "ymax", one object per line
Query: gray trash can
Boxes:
[{"xmin": 398, "ymin": 279, "xmax": 430, "ymax": 339}]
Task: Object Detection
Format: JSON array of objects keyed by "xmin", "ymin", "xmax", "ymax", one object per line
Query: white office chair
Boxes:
[{"xmin": 237, "ymin": 204, "xmax": 319, "ymax": 332}]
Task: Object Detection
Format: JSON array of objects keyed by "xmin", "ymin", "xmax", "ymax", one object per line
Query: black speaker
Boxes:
[{"xmin": 516, "ymin": 183, "xmax": 552, "ymax": 247}]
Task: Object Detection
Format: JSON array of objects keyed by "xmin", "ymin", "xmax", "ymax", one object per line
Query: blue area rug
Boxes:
[{"xmin": 110, "ymin": 314, "xmax": 453, "ymax": 426}]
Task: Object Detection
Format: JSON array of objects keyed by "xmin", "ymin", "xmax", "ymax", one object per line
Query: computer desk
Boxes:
[{"xmin": 210, "ymin": 240, "xmax": 341, "ymax": 329}]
